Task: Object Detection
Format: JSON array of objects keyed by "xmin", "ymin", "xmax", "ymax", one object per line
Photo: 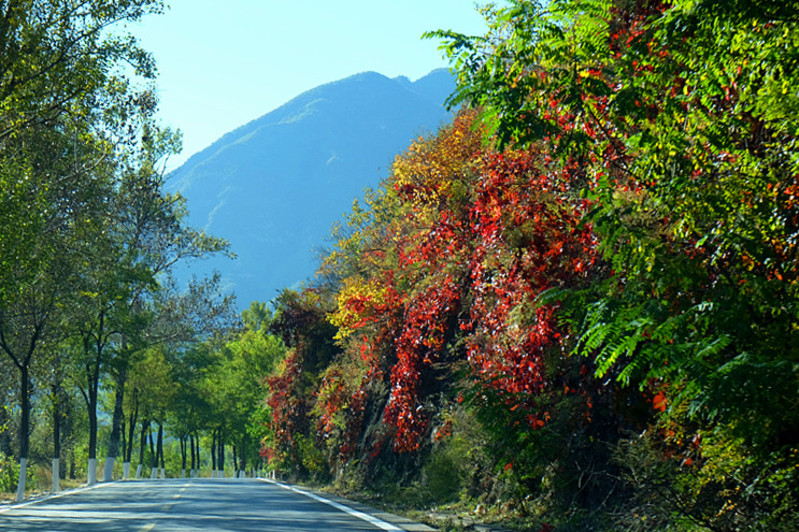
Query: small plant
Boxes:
[{"xmin": 0, "ymin": 453, "xmax": 18, "ymax": 494}]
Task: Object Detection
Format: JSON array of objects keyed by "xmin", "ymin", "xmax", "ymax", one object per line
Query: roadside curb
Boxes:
[
  {"xmin": 0, "ymin": 481, "xmax": 118, "ymax": 514},
  {"xmin": 257, "ymin": 477, "xmax": 436, "ymax": 531},
  {"xmin": 424, "ymin": 512, "xmax": 517, "ymax": 532}
]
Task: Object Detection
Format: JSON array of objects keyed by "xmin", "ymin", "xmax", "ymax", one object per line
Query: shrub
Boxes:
[{"xmin": 0, "ymin": 453, "xmax": 18, "ymax": 493}]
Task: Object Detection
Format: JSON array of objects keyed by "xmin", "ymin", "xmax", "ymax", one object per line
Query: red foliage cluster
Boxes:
[
  {"xmin": 465, "ymin": 151, "xmax": 596, "ymax": 413},
  {"xmin": 314, "ymin": 112, "xmax": 600, "ymax": 456},
  {"xmin": 379, "ymin": 133, "xmax": 598, "ymax": 451},
  {"xmin": 384, "ymin": 276, "xmax": 462, "ymax": 451},
  {"xmin": 264, "ymin": 350, "xmax": 304, "ymax": 464}
]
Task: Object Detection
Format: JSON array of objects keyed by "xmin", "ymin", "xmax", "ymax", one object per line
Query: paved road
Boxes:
[{"xmin": 0, "ymin": 478, "xmax": 423, "ymax": 531}]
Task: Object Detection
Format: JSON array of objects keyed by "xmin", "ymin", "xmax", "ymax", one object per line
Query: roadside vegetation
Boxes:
[
  {"xmin": 0, "ymin": 0, "xmax": 263, "ymax": 502},
  {"xmin": 255, "ymin": 1, "xmax": 799, "ymax": 530}
]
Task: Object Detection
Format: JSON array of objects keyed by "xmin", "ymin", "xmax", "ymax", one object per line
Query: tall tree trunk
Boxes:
[
  {"xmin": 16, "ymin": 364, "xmax": 30, "ymax": 502},
  {"xmin": 180, "ymin": 436, "xmax": 186, "ymax": 478},
  {"xmin": 104, "ymin": 367, "xmax": 126, "ymax": 482},
  {"xmin": 240, "ymin": 437, "xmax": 246, "ymax": 477},
  {"xmin": 121, "ymin": 419, "xmax": 128, "ymax": 479},
  {"xmin": 210, "ymin": 430, "xmax": 216, "ymax": 478},
  {"xmin": 149, "ymin": 424, "xmax": 157, "ymax": 478},
  {"xmin": 51, "ymin": 381, "xmax": 61, "ymax": 493},
  {"xmin": 217, "ymin": 430, "xmax": 225, "ymax": 478},
  {"xmin": 121, "ymin": 420, "xmax": 126, "ymax": 464},
  {"xmin": 194, "ymin": 433, "xmax": 200, "ymax": 477},
  {"xmin": 85, "ymin": 326, "xmax": 102, "ymax": 487},
  {"xmin": 157, "ymin": 423, "xmax": 165, "ymax": 478},
  {"xmin": 232, "ymin": 444, "xmax": 237, "ymax": 478},
  {"xmin": 125, "ymin": 394, "xmax": 139, "ymax": 479},
  {"xmin": 137, "ymin": 419, "xmax": 148, "ymax": 479},
  {"xmin": 189, "ymin": 433, "xmax": 196, "ymax": 476},
  {"xmin": 126, "ymin": 407, "xmax": 138, "ymax": 461}
]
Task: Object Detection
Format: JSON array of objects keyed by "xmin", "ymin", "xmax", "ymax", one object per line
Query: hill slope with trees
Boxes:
[{"xmin": 255, "ymin": 1, "xmax": 799, "ymax": 530}]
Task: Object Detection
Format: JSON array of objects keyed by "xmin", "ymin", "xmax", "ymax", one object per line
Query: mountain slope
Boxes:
[{"xmin": 169, "ymin": 69, "xmax": 454, "ymax": 306}]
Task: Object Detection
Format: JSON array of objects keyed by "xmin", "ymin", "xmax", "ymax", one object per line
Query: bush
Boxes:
[
  {"xmin": 423, "ymin": 406, "xmax": 482, "ymax": 504},
  {"xmin": 0, "ymin": 453, "xmax": 18, "ymax": 493}
]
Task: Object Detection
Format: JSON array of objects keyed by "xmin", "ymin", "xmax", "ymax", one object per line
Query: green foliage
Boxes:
[
  {"xmin": 422, "ymin": 0, "xmax": 799, "ymax": 527},
  {"xmin": 423, "ymin": 407, "xmax": 485, "ymax": 504},
  {"xmin": 613, "ymin": 425, "xmax": 799, "ymax": 531},
  {"xmin": 0, "ymin": 452, "xmax": 18, "ymax": 493},
  {"xmin": 0, "ymin": 1, "xmax": 238, "ymax": 493}
]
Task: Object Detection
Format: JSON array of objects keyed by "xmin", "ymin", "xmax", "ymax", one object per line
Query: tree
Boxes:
[
  {"xmin": 430, "ymin": 0, "xmax": 799, "ymax": 526},
  {"xmin": 0, "ymin": 0, "xmax": 166, "ymax": 498},
  {"xmin": 0, "ymin": 118, "xmax": 113, "ymax": 499},
  {"xmin": 0, "ymin": 0, "xmax": 164, "ymax": 141},
  {"xmin": 220, "ymin": 302, "xmax": 285, "ymax": 476},
  {"xmin": 264, "ymin": 289, "xmax": 339, "ymax": 480}
]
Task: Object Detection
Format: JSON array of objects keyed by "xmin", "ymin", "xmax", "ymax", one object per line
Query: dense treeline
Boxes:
[
  {"xmin": 0, "ymin": 0, "xmax": 282, "ymax": 501},
  {"xmin": 258, "ymin": 0, "xmax": 799, "ymax": 530}
]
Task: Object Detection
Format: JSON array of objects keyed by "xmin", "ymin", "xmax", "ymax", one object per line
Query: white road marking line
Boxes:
[{"xmin": 258, "ymin": 478, "xmax": 403, "ymax": 531}]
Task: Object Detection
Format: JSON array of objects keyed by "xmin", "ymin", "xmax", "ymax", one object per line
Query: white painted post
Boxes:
[
  {"xmin": 87, "ymin": 458, "xmax": 97, "ymax": 486},
  {"xmin": 52, "ymin": 458, "xmax": 60, "ymax": 493},
  {"xmin": 16, "ymin": 458, "xmax": 27, "ymax": 502},
  {"xmin": 103, "ymin": 457, "xmax": 115, "ymax": 482}
]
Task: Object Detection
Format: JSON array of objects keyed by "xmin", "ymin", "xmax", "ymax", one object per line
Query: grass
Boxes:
[{"xmin": 0, "ymin": 463, "xmax": 86, "ymax": 504}]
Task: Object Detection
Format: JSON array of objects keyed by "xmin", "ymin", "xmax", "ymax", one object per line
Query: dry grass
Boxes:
[{"xmin": 0, "ymin": 463, "xmax": 86, "ymax": 504}]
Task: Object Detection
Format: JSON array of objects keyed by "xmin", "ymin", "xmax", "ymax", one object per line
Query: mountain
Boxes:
[{"xmin": 168, "ymin": 69, "xmax": 455, "ymax": 307}]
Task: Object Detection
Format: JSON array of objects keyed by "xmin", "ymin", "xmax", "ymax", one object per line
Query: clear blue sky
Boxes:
[{"xmin": 130, "ymin": 1, "xmax": 493, "ymax": 170}]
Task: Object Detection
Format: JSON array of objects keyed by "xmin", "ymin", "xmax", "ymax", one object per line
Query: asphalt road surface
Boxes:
[{"xmin": 0, "ymin": 478, "xmax": 429, "ymax": 531}]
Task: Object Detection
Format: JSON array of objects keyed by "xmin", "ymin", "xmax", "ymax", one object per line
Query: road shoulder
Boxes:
[{"xmin": 258, "ymin": 478, "xmax": 436, "ymax": 531}]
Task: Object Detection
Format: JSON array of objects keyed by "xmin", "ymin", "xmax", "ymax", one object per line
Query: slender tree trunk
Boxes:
[
  {"xmin": 104, "ymin": 367, "xmax": 126, "ymax": 482},
  {"xmin": 157, "ymin": 423, "xmax": 165, "ymax": 478},
  {"xmin": 121, "ymin": 419, "xmax": 128, "ymax": 479},
  {"xmin": 149, "ymin": 424, "xmax": 157, "ymax": 478},
  {"xmin": 137, "ymin": 419, "xmax": 148, "ymax": 479},
  {"xmin": 189, "ymin": 433, "xmax": 196, "ymax": 476},
  {"xmin": 240, "ymin": 437, "xmax": 246, "ymax": 478},
  {"xmin": 127, "ymin": 410, "xmax": 138, "ymax": 461},
  {"xmin": 210, "ymin": 430, "xmax": 216, "ymax": 478},
  {"xmin": 125, "ymin": 395, "xmax": 139, "ymax": 479},
  {"xmin": 217, "ymin": 431, "xmax": 225, "ymax": 478},
  {"xmin": 87, "ymin": 372, "xmax": 98, "ymax": 486},
  {"xmin": 232, "ymin": 444, "xmax": 237, "ymax": 478},
  {"xmin": 121, "ymin": 420, "xmax": 126, "ymax": 468},
  {"xmin": 180, "ymin": 436, "xmax": 186, "ymax": 478},
  {"xmin": 194, "ymin": 433, "xmax": 200, "ymax": 477},
  {"xmin": 85, "ymin": 327, "xmax": 102, "ymax": 487},
  {"xmin": 16, "ymin": 363, "xmax": 30, "ymax": 502},
  {"xmin": 51, "ymin": 381, "xmax": 61, "ymax": 493}
]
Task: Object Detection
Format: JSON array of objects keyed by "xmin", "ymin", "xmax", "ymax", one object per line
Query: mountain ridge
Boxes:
[{"xmin": 168, "ymin": 68, "xmax": 455, "ymax": 307}]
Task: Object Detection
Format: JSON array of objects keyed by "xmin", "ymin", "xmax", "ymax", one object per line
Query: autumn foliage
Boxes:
[{"xmin": 262, "ymin": 0, "xmax": 799, "ymax": 528}]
